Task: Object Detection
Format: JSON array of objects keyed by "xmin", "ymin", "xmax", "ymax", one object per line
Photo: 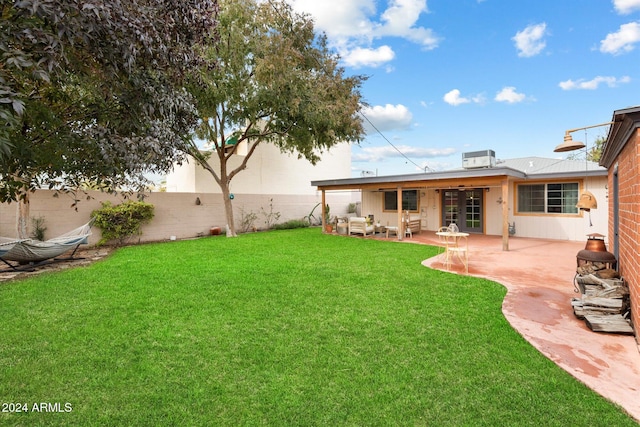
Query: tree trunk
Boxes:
[
  {"xmin": 17, "ymin": 193, "xmax": 30, "ymax": 239},
  {"xmin": 219, "ymin": 180, "xmax": 237, "ymax": 237}
]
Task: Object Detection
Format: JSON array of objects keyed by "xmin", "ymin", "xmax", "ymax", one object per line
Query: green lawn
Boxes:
[{"xmin": 0, "ymin": 228, "xmax": 635, "ymax": 426}]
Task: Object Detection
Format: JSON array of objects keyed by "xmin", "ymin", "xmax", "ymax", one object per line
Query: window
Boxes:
[
  {"xmin": 384, "ymin": 190, "xmax": 419, "ymax": 212},
  {"xmin": 517, "ymin": 183, "xmax": 579, "ymax": 214}
]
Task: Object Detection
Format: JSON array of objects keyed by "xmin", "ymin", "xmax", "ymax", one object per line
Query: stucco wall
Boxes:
[
  {"xmin": 608, "ymin": 130, "xmax": 640, "ymax": 338},
  {"xmin": 166, "ymin": 142, "xmax": 352, "ymax": 195},
  {"xmin": 0, "ymin": 190, "xmax": 353, "ymax": 246}
]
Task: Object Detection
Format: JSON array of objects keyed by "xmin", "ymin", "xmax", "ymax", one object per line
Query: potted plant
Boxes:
[{"xmin": 324, "ymin": 204, "xmax": 333, "ymax": 232}]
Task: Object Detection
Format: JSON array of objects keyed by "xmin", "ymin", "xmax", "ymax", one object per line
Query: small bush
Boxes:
[
  {"xmin": 92, "ymin": 201, "xmax": 155, "ymax": 246},
  {"xmin": 30, "ymin": 216, "xmax": 47, "ymax": 241},
  {"xmin": 239, "ymin": 207, "xmax": 258, "ymax": 232},
  {"xmin": 273, "ymin": 219, "xmax": 310, "ymax": 230}
]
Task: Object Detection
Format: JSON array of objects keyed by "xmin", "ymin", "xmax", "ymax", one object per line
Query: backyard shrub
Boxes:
[
  {"xmin": 272, "ymin": 219, "xmax": 310, "ymax": 230},
  {"xmin": 92, "ymin": 201, "xmax": 155, "ymax": 246},
  {"xmin": 30, "ymin": 216, "xmax": 47, "ymax": 241}
]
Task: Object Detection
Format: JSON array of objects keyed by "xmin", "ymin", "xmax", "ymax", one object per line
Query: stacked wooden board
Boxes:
[{"xmin": 572, "ymin": 268, "xmax": 633, "ymax": 335}]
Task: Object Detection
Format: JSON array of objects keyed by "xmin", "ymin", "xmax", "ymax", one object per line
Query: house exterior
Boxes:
[
  {"xmin": 600, "ymin": 105, "xmax": 640, "ymax": 342},
  {"xmin": 166, "ymin": 141, "xmax": 358, "ymax": 224},
  {"xmin": 312, "ymin": 150, "xmax": 608, "ymax": 250}
]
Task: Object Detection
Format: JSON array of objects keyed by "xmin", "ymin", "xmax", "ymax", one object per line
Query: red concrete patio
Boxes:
[{"xmin": 403, "ymin": 232, "xmax": 640, "ymax": 421}]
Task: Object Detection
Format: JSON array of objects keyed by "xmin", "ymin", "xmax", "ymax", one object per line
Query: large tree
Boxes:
[
  {"xmin": 186, "ymin": 0, "xmax": 366, "ymax": 236},
  {"xmin": 0, "ymin": 0, "xmax": 217, "ymax": 236}
]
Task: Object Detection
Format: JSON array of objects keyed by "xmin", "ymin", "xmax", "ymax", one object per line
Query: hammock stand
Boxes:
[{"xmin": 0, "ymin": 219, "xmax": 94, "ymax": 272}]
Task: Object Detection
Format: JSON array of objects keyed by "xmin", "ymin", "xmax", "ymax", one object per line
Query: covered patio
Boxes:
[
  {"xmin": 312, "ymin": 153, "xmax": 609, "ymax": 249},
  {"xmin": 314, "ymin": 168, "xmax": 519, "ymax": 250}
]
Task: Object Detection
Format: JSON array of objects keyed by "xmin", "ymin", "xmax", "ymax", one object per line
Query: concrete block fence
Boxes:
[{"xmin": 0, "ymin": 190, "xmax": 353, "ymax": 247}]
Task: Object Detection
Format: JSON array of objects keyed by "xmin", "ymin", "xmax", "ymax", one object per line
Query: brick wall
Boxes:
[{"xmin": 608, "ymin": 130, "xmax": 640, "ymax": 340}]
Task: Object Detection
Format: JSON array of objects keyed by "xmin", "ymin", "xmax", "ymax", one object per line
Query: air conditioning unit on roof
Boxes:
[{"xmin": 462, "ymin": 150, "xmax": 496, "ymax": 169}]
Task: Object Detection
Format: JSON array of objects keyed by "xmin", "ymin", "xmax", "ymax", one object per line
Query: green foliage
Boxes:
[
  {"xmin": 261, "ymin": 198, "xmax": 281, "ymax": 229},
  {"xmin": 91, "ymin": 201, "xmax": 155, "ymax": 246},
  {"xmin": 567, "ymin": 135, "xmax": 606, "ymax": 163},
  {"xmin": 304, "ymin": 202, "xmax": 322, "ymax": 226},
  {"xmin": 186, "ymin": 0, "xmax": 366, "ymax": 235},
  {"xmin": 239, "ymin": 207, "xmax": 258, "ymax": 233},
  {"xmin": 272, "ymin": 219, "xmax": 310, "ymax": 230},
  {"xmin": 587, "ymin": 135, "xmax": 606, "ymax": 162},
  {"xmin": 30, "ymin": 216, "xmax": 47, "ymax": 241},
  {"xmin": 0, "ymin": 1, "xmax": 218, "ymax": 202}
]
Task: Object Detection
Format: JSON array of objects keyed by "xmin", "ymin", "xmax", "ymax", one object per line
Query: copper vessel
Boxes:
[
  {"xmin": 584, "ymin": 233, "xmax": 607, "ymax": 252},
  {"xmin": 577, "ymin": 233, "xmax": 617, "ymax": 269}
]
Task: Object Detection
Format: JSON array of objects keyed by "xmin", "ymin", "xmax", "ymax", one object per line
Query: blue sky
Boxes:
[{"xmin": 288, "ymin": 0, "xmax": 640, "ymax": 177}]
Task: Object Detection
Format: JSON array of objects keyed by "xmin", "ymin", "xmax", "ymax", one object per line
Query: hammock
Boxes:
[
  {"xmin": 0, "ymin": 237, "xmax": 27, "ymax": 259},
  {"xmin": 0, "ymin": 219, "xmax": 94, "ymax": 265}
]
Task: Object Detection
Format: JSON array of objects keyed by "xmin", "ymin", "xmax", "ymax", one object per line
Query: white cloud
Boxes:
[
  {"xmin": 600, "ymin": 21, "xmax": 640, "ymax": 54},
  {"xmin": 558, "ymin": 75, "xmax": 631, "ymax": 90},
  {"xmin": 378, "ymin": 0, "xmax": 439, "ymax": 48},
  {"xmin": 494, "ymin": 87, "xmax": 527, "ymax": 103},
  {"xmin": 443, "ymin": 89, "xmax": 486, "ymax": 106},
  {"xmin": 342, "ymin": 45, "xmax": 395, "ymax": 68},
  {"xmin": 613, "ymin": 0, "xmax": 640, "ymax": 14},
  {"xmin": 443, "ymin": 89, "xmax": 470, "ymax": 106},
  {"xmin": 512, "ymin": 23, "xmax": 548, "ymax": 57},
  {"xmin": 288, "ymin": 0, "xmax": 376, "ymax": 40},
  {"xmin": 360, "ymin": 104, "xmax": 413, "ymax": 133},
  {"xmin": 353, "ymin": 145, "xmax": 456, "ymax": 162},
  {"xmin": 288, "ymin": 0, "xmax": 439, "ymax": 68}
]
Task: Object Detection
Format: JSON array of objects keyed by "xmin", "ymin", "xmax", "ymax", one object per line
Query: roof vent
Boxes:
[{"xmin": 462, "ymin": 150, "xmax": 496, "ymax": 169}]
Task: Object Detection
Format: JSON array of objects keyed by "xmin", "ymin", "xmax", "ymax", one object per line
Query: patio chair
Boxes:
[
  {"xmin": 436, "ymin": 226, "xmax": 450, "ymax": 256},
  {"xmin": 444, "ymin": 234, "xmax": 468, "ymax": 274}
]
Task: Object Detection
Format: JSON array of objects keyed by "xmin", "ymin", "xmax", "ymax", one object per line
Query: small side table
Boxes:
[
  {"xmin": 386, "ymin": 226, "xmax": 399, "ymax": 238},
  {"xmin": 374, "ymin": 225, "xmax": 385, "ymax": 235}
]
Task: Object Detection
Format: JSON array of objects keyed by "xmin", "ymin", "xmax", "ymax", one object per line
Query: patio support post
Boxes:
[
  {"xmin": 397, "ymin": 187, "xmax": 403, "ymax": 241},
  {"xmin": 501, "ymin": 179, "xmax": 509, "ymax": 251}
]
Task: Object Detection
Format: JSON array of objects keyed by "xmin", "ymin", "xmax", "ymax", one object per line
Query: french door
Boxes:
[{"xmin": 442, "ymin": 189, "xmax": 483, "ymax": 233}]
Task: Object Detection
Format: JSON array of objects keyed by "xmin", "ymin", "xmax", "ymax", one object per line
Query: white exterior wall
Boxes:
[
  {"xmin": 360, "ymin": 189, "xmax": 433, "ymax": 230},
  {"xmin": 484, "ymin": 188, "xmax": 504, "ymax": 236},
  {"xmin": 358, "ymin": 176, "xmax": 608, "ymax": 242},
  {"xmin": 509, "ymin": 177, "xmax": 608, "ymax": 241},
  {"xmin": 167, "ymin": 142, "xmax": 353, "ymax": 195}
]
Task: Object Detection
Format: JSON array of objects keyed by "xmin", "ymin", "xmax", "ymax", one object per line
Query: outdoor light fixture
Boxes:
[
  {"xmin": 554, "ymin": 132, "xmax": 586, "ymax": 152},
  {"xmin": 554, "ymin": 121, "xmax": 613, "ymax": 215},
  {"xmin": 554, "ymin": 121, "xmax": 613, "ymax": 153}
]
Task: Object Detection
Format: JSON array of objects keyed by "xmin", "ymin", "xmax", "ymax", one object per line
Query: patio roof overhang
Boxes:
[
  {"xmin": 311, "ymin": 164, "xmax": 607, "ymax": 191},
  {"xmin": 311, "ymin": 166, "xmax": 526, "ymax": 191}
]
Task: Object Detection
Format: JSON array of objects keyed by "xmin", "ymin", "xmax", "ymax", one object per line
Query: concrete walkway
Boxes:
[{"xmin": 410, "ymin": 233, "xmax": 640, "ymax": 422}]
